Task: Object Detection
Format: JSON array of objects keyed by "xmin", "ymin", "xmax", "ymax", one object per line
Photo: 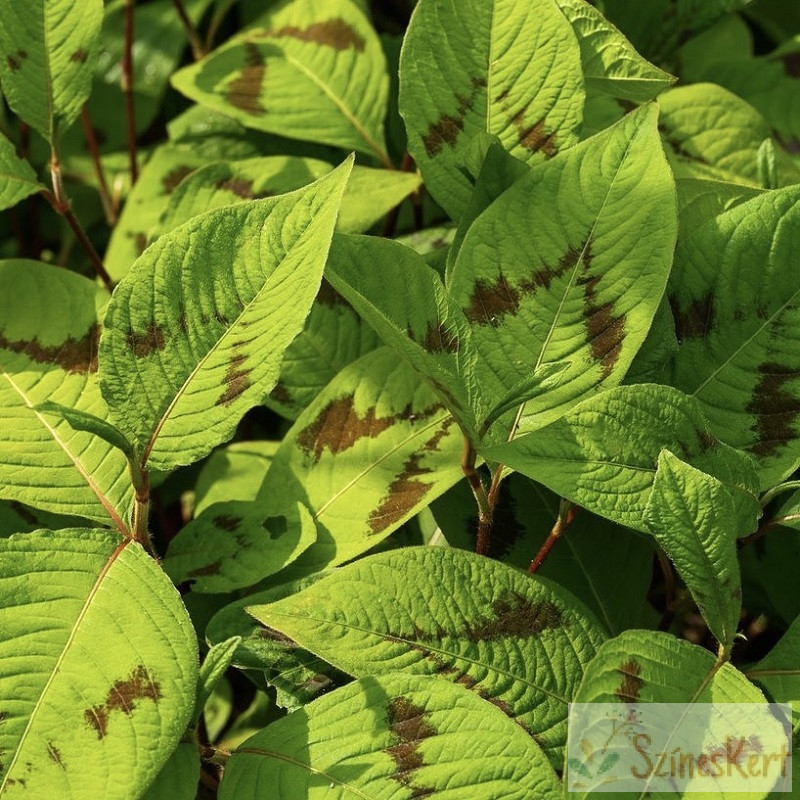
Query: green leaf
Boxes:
[
  {"xmin": 257, "ymin": 347, "xmax": 464, "ymax": 572},
  {"xmin": 171, "ymin": 0, "xmax": 390, "ymax": 164},
  {"xmin": 218, "ymin": 674, "xmax": 562, "ymax": 799},
  {"xmin": 100, "ymin": 157, "xmax": 353, "ymax": 470},
  {"xmin": 645, "ymin": 449, "xmax": 750, "ymax": 652},
  {"xmin": 449, "ymin": 106, "xmax": 677, "ymax": 439},
  {"xmin": 569, "ymin": 628, "xmax": 779, "ymax": 798},
  {"xmin": 194, "ymin": 440, "xmax": 279, "ymax": 516},
  {"xmin": 669, "ymin": 184, "xmax": 800, "ymax": 487},
  {"xmin": 35, "ymin": 401, "xmax": 134, "ymax": 458},
  {"xmin": 104, "ymin": 145, "xmax": 208, "ymax": 282},
  {"xmin": 0, "ymin": 132, "xmax": 42, "ymax": 211},
  {"xmin": 658, "ymin": 83, "xmax": 800, "ymax": 187},
  {"xmin": 430, "ymin": 475, "xmax": 657, "ymax": 635},
  {"xmin": 0, "ymin": 0, "xmax": 103, "ymax": 141},
  {"xmin": 555, "ymin": 0, "xmax": 675, "ymax": 102},
  {"xmin": 326, "ymin": 234, "xmax": 475, "ymax": 433},
  {"xmin": 485, "ymin": 384, "xmax": 760, "ymax": 532},
  {"xmin": 247, "ymin": 546, "xmax": 607, "ymax": 766},
  {"xmin": 162, "ymin": 501, "xmax": 316, "ymax": 592},
  {"xmin": 263, "ymin": 279, "xmax": 380, "ymax": 420},
  {"xmin": 157, "ymin": 156, "xmax": 421, "ymax": 238},
  {"xmin": 399, "ymin": 0, "xmax": 585, "ymax": 219},
  {"xmin": 747, "ymin": 613, "xmax": 800, "ymax": 718},
  {"xmin": 0, "ymin": 260, "xmax": 132, "ymax": 527},
  {"xmin": 140, "ymin": 742, "xmax": 200, "ymax": 800},
  {"xmin": 206, "ymin": 578, "xmax": 346, "ymax": 711},
  {"xmin": 194, "ymin": 636, "xmax": 243, "ymax": 727},
  {"xmin": 0, "ymin": 529, "xmax": 198, "ymax": 799}
]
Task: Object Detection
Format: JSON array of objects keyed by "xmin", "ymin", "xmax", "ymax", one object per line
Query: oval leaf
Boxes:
[
  {"xmin": 0, "ymin": 529, "xmax": 198, "ymax": 799},
  {"xmin": 219, "ymin": 674, "xmax": 561, "ymax": 800},
  {"xmin": 247, "ymin": 546, "xmax": 608, "ymax": 766}
]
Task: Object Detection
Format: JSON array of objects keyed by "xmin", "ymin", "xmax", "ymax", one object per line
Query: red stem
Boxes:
[{"xmin": 80, "ymin": 105, "xmax": 116, "ymax": 225}]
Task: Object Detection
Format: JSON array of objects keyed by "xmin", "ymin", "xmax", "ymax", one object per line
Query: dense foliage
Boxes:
[{"xmin": 1, "ymin": 0, "xmax": 800, "ymax": 797}]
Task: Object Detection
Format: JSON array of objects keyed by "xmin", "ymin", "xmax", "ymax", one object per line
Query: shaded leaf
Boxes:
[
  {"xmin": 141, "ymin": 743, "xmax": 200, "ymax": 800},
  {"xmin": 100, "ymin": 158, "xmax": 353, "ymax": 470},
  {"xmin": 0, "ymin": 260, "xmax": 132, "ymax": 527},
  {"xmin": 163, "ymin": 501, "xmax": 316, "ymax": 592},
  {"xmin": 171, "ymin": 0, "xmax": 390, "ymax": 163},
  {"xmin": 0, "ymin": 132, "xmax": 42, "ymax": 211},
  {"xmin": 248, "ymin": 546, "xmax": 607, "ymax": 767},
  {"xmin": 0, "ymin": 530, "xmax": 198, "ymax": 799}
]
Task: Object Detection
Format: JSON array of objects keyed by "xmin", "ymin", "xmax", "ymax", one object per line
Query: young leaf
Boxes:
[
  {"xmin": 0, "ymin": 132, "xmax": 42, "ymax": 211},
  {"xmin": 669, "ymin": 184, "xmax": 800, "ymax": 488},
  {"xmin": 256, "ymin": 347, "xmax": 463, "ymax": 572},
  {"xmin": 645, "ymin": 449, "xmax": 749, "ymax": 653},
  {"xmin": 247, "ymin": 546, "xmax": 608, "ymax": 766},
  {"xmin": 0, "ymin": 0, "xmax": 103, "ymax": 141},
  {"xmin": 485, "ymin": 384, "xmax": 760, "ymax": 532},
  {"xmin": 0, "ymin": 530, "xmax": 198, "ymax": 799},
  {"xmin": 171, "ymin": 0, "xmax": 390, "ymax": 164},
  {"xmin": 219, "ymin": 674, "xmax": 562, "ymax": 800},
  {"xmin": 157, "ymin": 156, "xmax": 421, "ymax": 237},
  {"xmin": 100, "ymin": 157, "xmax": 353, "ymax": 470},
  {"xmin": 162, "ymin": 500, "xmax": 316, "ymax": 592},
  {"xmin": 0, "ymin": 260, "xmax": 132, "ymax": 528},
  {"xmin": 193, "ymin": 636, "xmax": 243, "ymax": 727},
  {"xmin": 35, "ymin": 401, "xmax": 134, "ymax": 459},
  {"xmin": 555, "ymin": 0, "xmax": 675, "ymax": 102},
  {"xmin": 399, "ymin": 0, "xmax": 585, "ymax": 219},
  {"xmin": 449, "ymin": 105, "xmax": 677, "ymax": 439}
]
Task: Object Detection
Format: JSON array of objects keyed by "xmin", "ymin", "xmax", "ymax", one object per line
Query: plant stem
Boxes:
[
  {"xmin": 759, "ymin": 480, "xmax": 800, "ymax": 508},
  {"xmin": 172, "ymin": 0, "xmax": 206, "ymax": 60},
  {"xmin": 381, "ymin": 152, "xmax": 416, "ymax": 238},
  {"xmin": 41, "ymin": 161, "xmax": 115, "ymax": 292},
  {"xmin": 80, "ymin": 105, "xmax": 117, "ymax": 226},
  {"xmin": 528, "ymin": 499, "xmax": 577, "ymax": 574},
  {"xmin": 205, "ymin": 0, "xmax": 234, "ymax": 51},
  {"xmin": 655, "ymin": 546, "xmax": 676, "ymax": 632},
  {"xmin": 129, "ymin": 458, "xmax": 155, "ymax": 555},
  {"xmin": 738, "ymin": 513, "xmax": 800, "ymax": 548},
  {"xmin": 122, "ymin": 0, "xmax": 139, "ymax": 184},
  {"xmin": 461, "ymin": 437, "xmax": 493, "ymax": 554}
]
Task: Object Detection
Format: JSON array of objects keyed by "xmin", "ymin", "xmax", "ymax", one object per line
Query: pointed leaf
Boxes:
[
  {"xmin": 257, "ymin": 347, "xmax": 463, "ymax": 572},
  {"xmin": 0, "ymin": 529, "xmax": 198, "ymax": 799},
  {"xmin": 0, "ymin": 0, "xmax": 103, "ymax": 141},
  {"xmin": 36, "ymin": 401, "xmax": 134, "ymax": 459},
  {"xmin": 669, "ymin": 184, "xmax": 800, "ymax": 487},
  {"xmin": 193, "ymin": 637, "xmax": 243, "ymax": 727},
  {"xmin": 485, "ymin": 384, "xmax": 760, "ymax": 532},
  {"xmin": 555, "ymin": 0, "xmax": 675, "ymax": 102},
  {"xmin": 219, "ymin": 674, "xmax": 561, "ymax": 800},
  {"xmin": 0, "ymin": 260, "xmax": 132, "ymax": 527},
  {"xmin": 449, "ymin": 106, "xmax": 677, "ymax": 439},
  {"xmin": 399, "ymin": 0, "xmax": 585, "ymax": 219},
  {"xmin": 100, "ymin": 157, "xmax": 353, "ymax": 470},
  {"xmin": 171, "ymin": 0, "xmax": 390, "ymax": 163},
  {"xmin": 247, "ymin": 546, "xmax": 608, "ymax": 766},
  {"xmin": 0, "ymin": 132, "xmax": 42, "ymax": 211},
  {"xmin": 162, "ymin": 501, "xmax": 316, "ymax": 592},
  {"xmin": 645, "ymin": 449, "xmax": 750, "ymax": 652}
]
